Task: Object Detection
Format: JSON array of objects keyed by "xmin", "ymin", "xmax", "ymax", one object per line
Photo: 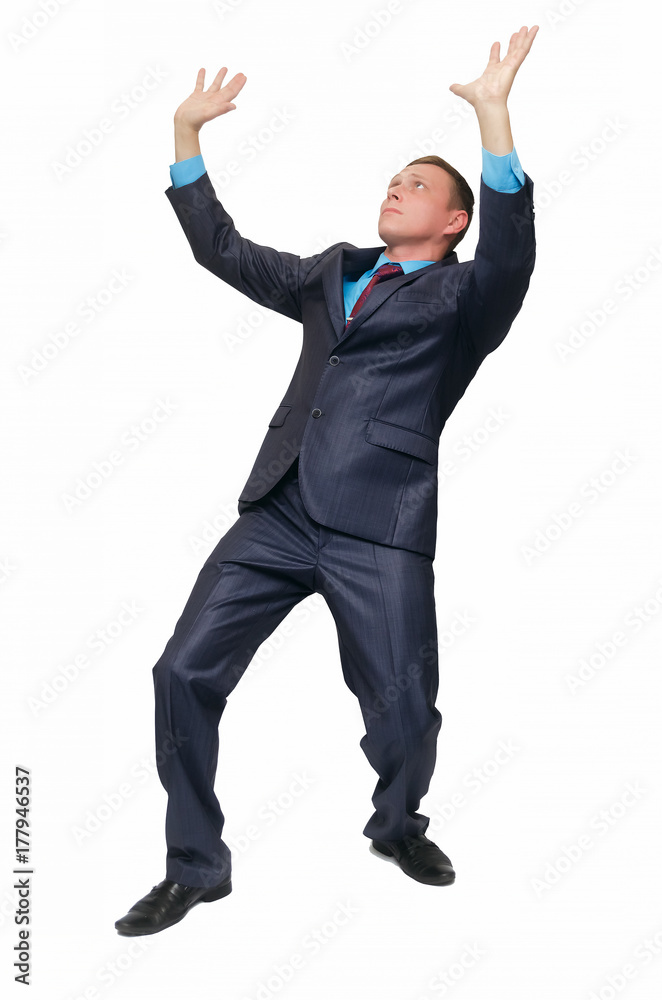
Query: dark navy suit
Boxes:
[{"xmin": 153, "ymin": 162, "xmax": 536, "ymax": 888}]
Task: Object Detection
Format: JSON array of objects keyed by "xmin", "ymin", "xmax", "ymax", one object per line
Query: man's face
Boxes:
[{"xmin": 378, "ymin": 164, "xmax": 461, "ymax": 256}]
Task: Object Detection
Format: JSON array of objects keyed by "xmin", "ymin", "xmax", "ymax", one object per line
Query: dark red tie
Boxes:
[{"xmin": 345, "ymin": 262, "xmax": 404, "ymax": 327}]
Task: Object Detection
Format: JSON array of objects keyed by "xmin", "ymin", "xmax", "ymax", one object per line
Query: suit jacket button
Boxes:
[
  {"xmin": 311, "ymin": 408, "xmax": 322, "ymax": 418},
  {"xmin": 329, "ymin": 355, "xmax": 339, "ymax": 365}
]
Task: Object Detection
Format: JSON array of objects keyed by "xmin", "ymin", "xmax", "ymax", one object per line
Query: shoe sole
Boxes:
[
  {"xmin": 115, "ymin": 878, "xmax": 232, "ymax": 936},
  {"xmin": 369, "ymin": 843, "xmax": 455, "ymax": 886},
  {"xmin": 201, "ymin": 878, "xmax": 233, "ymax": 902}
]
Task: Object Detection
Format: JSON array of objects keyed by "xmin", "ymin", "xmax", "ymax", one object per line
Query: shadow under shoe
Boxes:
[{"xmin": 115, "ymin": 876, "xmax": 232, "ymax": 936}]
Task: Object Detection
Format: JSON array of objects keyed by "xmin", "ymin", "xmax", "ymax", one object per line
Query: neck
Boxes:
[{"xmin": 384, "ymin": 242, "xmax": 449, "ymax": 263}]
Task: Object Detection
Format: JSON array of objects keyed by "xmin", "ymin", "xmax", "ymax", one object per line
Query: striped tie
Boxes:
[{"xmin": 345, "ymin": 262, "xmax": 404, "ymax": 327}]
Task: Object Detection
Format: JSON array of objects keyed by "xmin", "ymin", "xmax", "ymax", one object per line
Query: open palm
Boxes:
[
  {"xmin": 449, "ymin": 25, "xmax": 538, "ymax": 107},
  {"xmin": 175, "ymin": 66, "xmax": 247, "ymax": 132}
]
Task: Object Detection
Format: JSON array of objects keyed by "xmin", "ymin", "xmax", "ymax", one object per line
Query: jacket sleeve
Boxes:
[
  {"xmin": 165, "ymin": 170, "xmax": 337, "ymax": 324},
  {"xmin": 456, "ymin": 172, "xmax": 536, "ymax": 361}
]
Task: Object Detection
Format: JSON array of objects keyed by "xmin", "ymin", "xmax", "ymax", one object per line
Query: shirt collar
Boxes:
[{"xmin": 369, "ymin": 250, "xmax": 438, "ymax": 276}]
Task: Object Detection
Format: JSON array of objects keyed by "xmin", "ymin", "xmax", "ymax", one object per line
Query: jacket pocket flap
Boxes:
[
  {"xmin": 395, "ymin": 287, "xmax": 438, "ymax": 303},
  {"xmin": 268, "ymin": 404, "xmax": 292, "ymax": 428},
  {"xmin": 365, "ymin": 417, "xmax": 437, "ymax": 464}
]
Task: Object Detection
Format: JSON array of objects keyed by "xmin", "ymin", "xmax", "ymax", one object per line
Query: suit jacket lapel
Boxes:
[{"xmin": 322, "ymin": 244, "xmax": 458, "ymax": 347}]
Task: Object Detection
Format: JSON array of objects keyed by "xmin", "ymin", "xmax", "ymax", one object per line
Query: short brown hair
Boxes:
[{"xmin": 406, "ymin": 155, "xmax": 474, "ymax": 255}]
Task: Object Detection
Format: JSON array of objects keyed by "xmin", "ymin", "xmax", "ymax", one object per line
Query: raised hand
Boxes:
[
  {"xmin": 174, "ymin": 66, "xmax": 247, "ymax": 132},
  {"xmin": 449, "ymin": 25, "xmax": 538, "ymax": 108}
]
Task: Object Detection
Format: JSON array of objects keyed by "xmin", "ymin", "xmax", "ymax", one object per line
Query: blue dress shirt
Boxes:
[{"xmin": 168, "ymin": 146, "xmax": 525, "ymax": 322}]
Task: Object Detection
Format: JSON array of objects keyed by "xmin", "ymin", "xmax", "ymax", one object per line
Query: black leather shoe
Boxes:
[
  {"xmin": 370, "ymin": 833, "xmax": 455, "ymax": 885},
  {"xmin": 114, "ymin": 876, "xmax": 232, "ymax": 936}
]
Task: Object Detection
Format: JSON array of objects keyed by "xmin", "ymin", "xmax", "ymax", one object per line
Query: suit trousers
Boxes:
[{"xmin": 152, "ymin": 456, "xmax": 442, "ymax": 888}]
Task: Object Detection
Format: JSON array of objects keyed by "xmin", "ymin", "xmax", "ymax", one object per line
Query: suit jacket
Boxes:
[{"xmin": 165, "ymin": 170, "xmax": 536, "ymax": 560}]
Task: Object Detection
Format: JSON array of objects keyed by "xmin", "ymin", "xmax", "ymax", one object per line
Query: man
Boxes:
[{"xmin": 115, "ymin": 25, "xmax": 538, "ymax": 936}]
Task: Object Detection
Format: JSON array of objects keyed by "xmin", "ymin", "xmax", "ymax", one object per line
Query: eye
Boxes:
[{"xmin": 415, "ymin": 181, "xmax": 425, "ymax": 189}]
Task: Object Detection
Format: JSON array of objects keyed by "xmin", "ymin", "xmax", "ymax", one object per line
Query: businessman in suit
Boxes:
[{"xmin": 115, "ymin": 26, "xmax": 538, "ymax": 935}]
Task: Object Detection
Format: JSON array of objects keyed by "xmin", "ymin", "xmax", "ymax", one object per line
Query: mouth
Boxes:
[{"xmin": 382, "ymin": 208, "xmax": 402, "ymax": 215}]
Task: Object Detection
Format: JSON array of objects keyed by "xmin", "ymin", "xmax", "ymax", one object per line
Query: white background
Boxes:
[{"xmin": 2, "ymin": 0, "xmax": 661, "ymax": 997}]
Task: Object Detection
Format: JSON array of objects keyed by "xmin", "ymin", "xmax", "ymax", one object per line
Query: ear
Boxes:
[
  {"xmin": 453, "ymin": 210, "xmax": 469, "ymax": 234},
  {"xmin": 444, "ymin": 211, "xmax": 468, "ymax": 236}
]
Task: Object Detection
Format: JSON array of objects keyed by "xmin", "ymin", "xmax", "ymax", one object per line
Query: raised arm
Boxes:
[
  {"xmin": 449, "ymin": 26, "xmax": 539, "ymax": 359},
  {"xmin": 166, "ymin": 66, "xmax": 338, "ymax": 323},
  {"xmin": 173, "ymin": 65, "xmax": 247, "ymax": 162},
  {"xmin": 449, "ymin": 25, "xmax": 539, "ymax": 156}
]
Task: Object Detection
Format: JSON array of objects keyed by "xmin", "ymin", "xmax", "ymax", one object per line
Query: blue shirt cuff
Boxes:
[
  {"xmin": 481, "ymin": 145, "xmax": 525, "ymax": 192},
  {"xmin": 169, "ymin": 154, "xmax": 206, "ymax": 189}
]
